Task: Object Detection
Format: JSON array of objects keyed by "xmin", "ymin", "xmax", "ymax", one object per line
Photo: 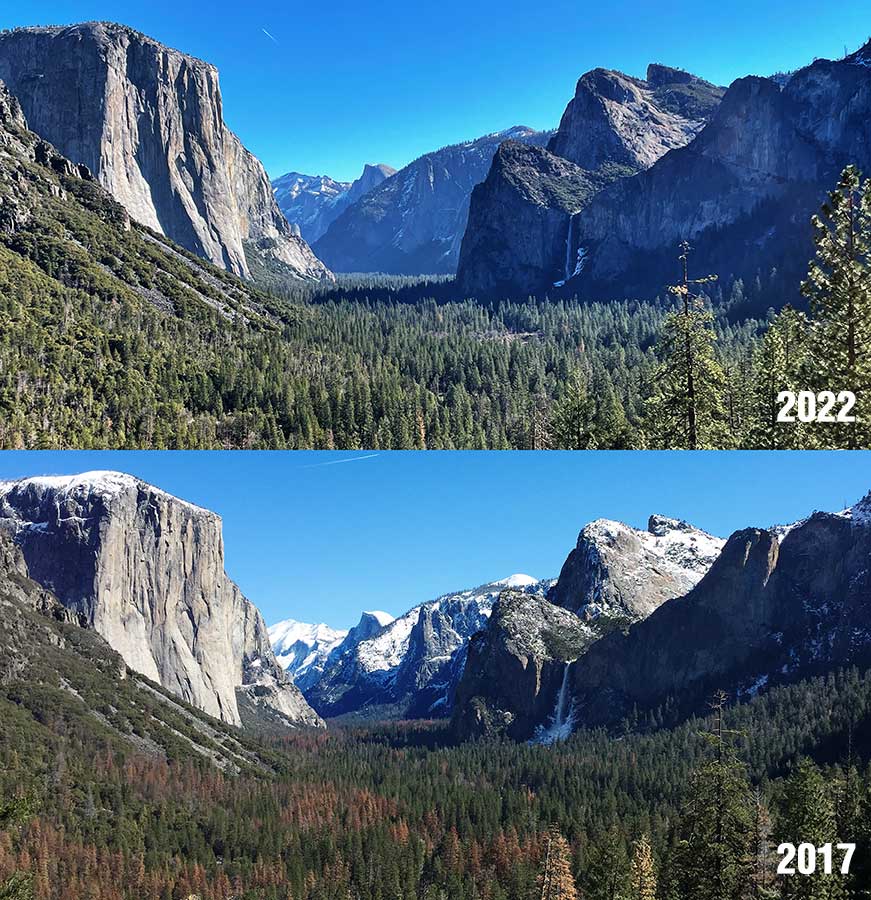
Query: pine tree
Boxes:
[
  {"xmin": 553, "ymin": 370, "xmax": 595, "ymax": 449},
  {"xmin": 528, "ymin": 392, "xmax": 553, "ymax": 450},
  {"xmin": 750, "ymin": 787, "xmax": 776, "ymax": 899},
  {"xmin": 669, "ymin": 692, "xmax": 754, "ymax": 900},
  {"xmin": 776, "ymin": 760, "xmax": 847, "ymax": 900},
  {"xmin": 802, "ymin": 165, "xmax": 871, "ymax": 448},
  {"xmin": 538, "ymin": 826, "xmax": 579, "ymax": 900},
  {"xmin": 647, "ymin": 242, "xmax": 730, "ymax": 449},
  {"xmin": 627, "ymin": 834, "xmax": 657, "ymax": 900},
  {"xmin": 580, "ymin": 827, "xmax": 630, "ymax": 900}
]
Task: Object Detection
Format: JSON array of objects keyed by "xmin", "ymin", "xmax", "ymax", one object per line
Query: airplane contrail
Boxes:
[
  {"xmin": 261, "ymin": 28, "xmax": 279, "ymax": 44},
  {"xmin": 301, "ymin": 454, "xmax": 380, "ymax": 469}
]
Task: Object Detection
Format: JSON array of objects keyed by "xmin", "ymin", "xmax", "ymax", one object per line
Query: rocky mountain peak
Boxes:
[
  {"xmin": 837, "ymin": 491, "xmax": 871, "ymax": 526},
  {"xmin": 273, "ymin": 162, "xmax": 394, "ymax": 244},
  {"xmin": 0, "ymin": 23, "xmax": 330, "ymax": 282},
  {"xmin": 549, "ymin": 514, "xmax": 724, "ymax": 620},
  {"xmin": 647, "ymin": 513, "xmax": 699, "ymax": 536},
  {"xmin": 645, "ymin": 63, "xmax": 697, "ymax": 88},
  {"xmin": 357, "ymin": 609, "xmax": 394, "ymax": 633},
  {"xmin": 547, "ymin": 62, "xmax": 723, "ymax": 171}
]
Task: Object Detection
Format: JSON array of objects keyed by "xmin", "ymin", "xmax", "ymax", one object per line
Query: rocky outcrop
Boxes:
[
  {"xmin": 456, "ymin": 64, "xmax": 722, "ymax": 297},
  {"xmin": 548, "ymin": 65, "xmax": 723, "ymax": 170},
  {"xmin": 0, "ymin": 22, "xmax": 331, "ymax": 282},
  {"xmin": 0, "ymin": 472, "xmax": 323, "ymax": 729},
  {"xmin": 568, "ymin": 497, "xmax": 871, "ymax": 727},
  {"xmin": 452, "ymin": 513, "xmax": 724, "ymax": 740},
  {"xmin": 345, "ymin": 163, "xmax": 396, "ymax": 204},
  {"xmin": 303, "ymin": 576, "xmax": 551, "ymax": 719},
  {"xmin": 314, "ymin": 126, "xmax": 550, "ymax": 275},
  {"xmin": 549, "ymin": 514, "xmax": 724, "ymax": 619},
  {"xmin": 273, "ymin": 163, "xmax": 395, "ymax": 244},
  {"xmin": 568, "ymin": 42, "xmax": 871, "ymax": 300},
  {"xmin": 454, "ymin": 492, "xmax": 871, "ymax": 742},
  {"xmin": 455, "ymin": 141, "xmax": 610, "ymax": 297},
  {"xmin": 0, "ymin": 528, "xmax": 78, "ymax": 624},
  {"xmin": 451, "ymin": 591, "xmax": 592, "ymax": 740}
]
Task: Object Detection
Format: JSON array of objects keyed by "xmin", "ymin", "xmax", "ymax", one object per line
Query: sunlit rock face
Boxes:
[
  {"xmin": 0, "ymin": 22, "xmax": 331, "ymax": 282},
  {"xmin": 0, "ymin": 472, "xmax": 323, "ymax": 729}
]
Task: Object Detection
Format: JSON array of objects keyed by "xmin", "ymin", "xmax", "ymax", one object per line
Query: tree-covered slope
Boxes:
[{"xmin": 0, "ymin": 530, "xmax": 277, "ymax": 775}]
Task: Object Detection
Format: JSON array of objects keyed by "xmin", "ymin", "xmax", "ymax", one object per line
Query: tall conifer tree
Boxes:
[
  {"xmin": 802, "ymin": 165, "xmax": 871, "ymax": 448},
  {"xmin": 648, "ymin": 243, "xmax": 729, "ymax": 449}
]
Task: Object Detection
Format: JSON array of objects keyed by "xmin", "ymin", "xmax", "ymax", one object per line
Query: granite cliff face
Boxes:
[
  {"xmin": 0, "ymin": 528, "xmax": 283, "ymax": 771},
  {"xmin": 0, "ymin": 472, "xmax": 323, "ymax": 729},
  {"xmin": 548, "ymin": 64, "xmax": 723, "ymax": 170},
  {"xmin": 549, "ymin": 514, "xmax": 724, "ymax": 619},
  {"xmin": 455, "ymin": 141, "xmax": 610, "ymax": 297},
  {"xmin": 0, "ymin": 528, "xmax": 79, "ymax": 625},
  {"xmin": 273, "ymin": 163, "xmax": 395, "ymax": 244},
  {"xmin": 451, "ymin": 591, "xmax": 591, "ymax": 741},
  {"xmin": 314, "ymin": 126, "xmax": 550, "ymax": 275},
  {"xmin": 568, "ymin": 498, "xmax": 871, "ymax": 728},
  {"xmin": 452, "ymin": 513, "xmax": 723, "ymax": 740},
  {"xmin": 456, "ymin": 64, "xmax": 722, "ymax": 297},
  {"xmin": 568, "ymin": 42, "xmax": 871, "ymax": 299},
  {"xmin": 0, "ymin": 22, "xmax": 330, "ymax": 282}
]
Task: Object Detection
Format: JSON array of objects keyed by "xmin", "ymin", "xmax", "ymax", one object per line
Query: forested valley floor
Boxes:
[
  {"xmin": 3, "ymin": 117, "xmax": 870, "ymax": 451},
  {"xmin": 2, "ymin": 662, "xmax": 871, "ymax": 899}
]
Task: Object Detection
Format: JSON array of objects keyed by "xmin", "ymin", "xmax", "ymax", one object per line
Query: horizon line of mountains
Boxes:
[
  {"xmin": 4, "ymin": 468, "xmax": 871, "ymax": 747},
  {"xmin": 0, "ymin": 20, "xmax": 869, "ymax": 305}
]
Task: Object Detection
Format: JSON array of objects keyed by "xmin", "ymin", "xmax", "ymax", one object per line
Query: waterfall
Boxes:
[
  {"xmin": 552, "ymin": 215, "xmax": 575, "ymax": 288},
  {"xmin": 564, "ymin": 214, "xmax": 574, "ymax": 282},
  {"xmin": 532, "ymin": 661, "xmax": 576, "ymax": 745}
]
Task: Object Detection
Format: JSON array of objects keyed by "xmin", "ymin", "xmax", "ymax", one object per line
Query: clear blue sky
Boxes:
[
  {"xmin": 1, "ymin": 451, "xmax": 870, "ymax": 630},
  {"xmin": 1, "ymin": 1, "xmax": 869, "ymax": 181}
]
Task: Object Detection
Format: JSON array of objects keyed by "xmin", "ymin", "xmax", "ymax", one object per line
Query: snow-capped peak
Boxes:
[
  {"xmin": 269, "ymin": 619, "xmax": 347, "ymax": 654},
  {"xmin": 494, "ymin": 573, "xmax": 539, "ymax": 588},
  {"xmin": 365, "ymin": 610, "xmax": 395, "ymax": 627},
  {"xmin": 268, "ymin": 618, "xmax": 348, "ymax": 687}
]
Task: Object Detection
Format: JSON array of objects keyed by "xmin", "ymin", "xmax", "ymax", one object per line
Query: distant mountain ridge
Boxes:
[
  {"xmin": 313, "ymin": 126, "xmax": 552, "ymax": 275},
  {"xmin": 273, "ymin": 163, "xmax": 396, "ymax": 244},
  {"xmin": 269, "ymin": 619, "xmax": 349, "ymax": 689},
  {"xmin": 287, "ymin": 575, "xmax": 552, "ymax": 720}
]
